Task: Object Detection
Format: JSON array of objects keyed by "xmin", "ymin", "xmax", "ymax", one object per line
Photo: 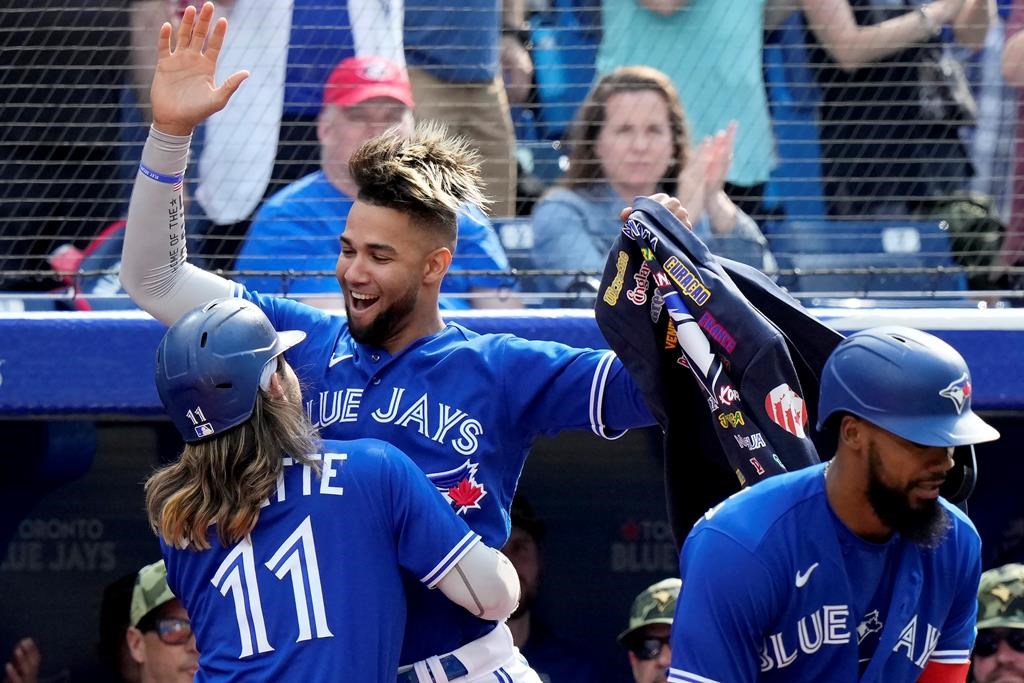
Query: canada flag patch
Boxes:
[
  {"xmin": 426, "ymin": 460, "xmax": 488, "ymax": 514},
  {"xmin": 764, "ymin": 383, "xmax": 808, "ymax": 438}
]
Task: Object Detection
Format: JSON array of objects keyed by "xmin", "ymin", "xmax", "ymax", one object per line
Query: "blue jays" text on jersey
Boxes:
[
  {"xmin": 235, "ymin": 287, "xmax": 654, "ymax": 664},
  {"xmin": 668, "ymin": 463, "xmax": 980, "ymax": 683}
]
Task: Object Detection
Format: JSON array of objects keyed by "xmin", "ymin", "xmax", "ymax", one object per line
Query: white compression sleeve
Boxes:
[
  {"xmin": 436, "ymin": 543, "xmax": 521, "ymax": 622},
  {"xmin": 120, "ymin": 127, "xmax": 235, "ymax": 326}
]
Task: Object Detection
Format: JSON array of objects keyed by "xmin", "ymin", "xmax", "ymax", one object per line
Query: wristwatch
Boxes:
[
  {"xmin": 916, "ymin": 5, "xmax": 943, "ymax": 38},
  {"xmin": 502, "ymin": 23, "xmax": 532, "ymax": 46}
]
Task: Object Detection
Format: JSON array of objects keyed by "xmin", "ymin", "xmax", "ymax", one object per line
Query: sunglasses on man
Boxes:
[
  {"xmin": 974, "ymin": 629, "xmax": 1024, "ymax": 657},
  {"xmin": 630, "ymin": 636, "xmax": 671, "ymax": 661},
  {"xmin": 141, "ymin": 617, "xmax": 193, "ymax": 646}
]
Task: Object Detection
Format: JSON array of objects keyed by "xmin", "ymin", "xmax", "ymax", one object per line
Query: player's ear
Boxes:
[
  {"xmin": 423, "ymin": 247, "xmax": 452, "ymax": 286},
  {"xmin": 125, "ymin": 627, "xmax": 146, "ymax": 665},
  {"xmin": 838, "ymin": 414, "xmax": 866, "ymax": 451}
]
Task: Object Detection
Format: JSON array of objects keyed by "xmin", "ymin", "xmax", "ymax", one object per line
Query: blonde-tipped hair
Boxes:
[
  {"xmin": 144, "ymin": 364, "xmax": 320, "ymax": 550},
  {"xmin": 348, "ymin": 121, "xmax": 488, "ymax": 246}
]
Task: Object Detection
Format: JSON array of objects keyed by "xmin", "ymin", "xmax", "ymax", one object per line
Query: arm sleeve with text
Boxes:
[
  {"xmin": 382, "ymin": 443, "xmax": 481, "ymax": 588},
  {"xmin": 669, "ymin": 527, "xmax": 778, "ymax": 683},
  {"xmin": 499, "ymin": 336, "xmax": 655, "ymax": 439}
]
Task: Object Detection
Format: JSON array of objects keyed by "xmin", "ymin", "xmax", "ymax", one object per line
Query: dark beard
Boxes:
[
  {"xmin": 346, "ymin": 284, "xmax": 419, "ymax": 347},
  {"xmin": 866, "ymin": 444, "xmax": 951, "ymax": 547}
]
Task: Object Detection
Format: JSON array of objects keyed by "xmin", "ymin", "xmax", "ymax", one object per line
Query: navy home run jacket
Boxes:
[{"xmin": 595, "ymin": 197, "xmax": 844, "ymax": 544}]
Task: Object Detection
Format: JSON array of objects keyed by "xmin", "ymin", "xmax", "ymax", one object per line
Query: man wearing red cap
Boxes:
[{"xmin": 233, "ymin": 55, "xmax": 516, "ymax": 310}]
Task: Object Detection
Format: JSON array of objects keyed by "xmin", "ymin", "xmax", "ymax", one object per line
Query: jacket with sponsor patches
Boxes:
[{"xmin": 595, "ymin": 197, "xmax": 844, "ymax": 541}]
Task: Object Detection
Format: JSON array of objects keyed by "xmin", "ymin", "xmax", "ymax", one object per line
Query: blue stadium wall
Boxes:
[{"xmin": 0, "ymin": 308, "xmax": 1022, "ymax": 680}]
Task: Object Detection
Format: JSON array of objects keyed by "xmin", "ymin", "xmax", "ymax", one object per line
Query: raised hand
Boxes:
[
  {"xmin": 703, "ymin": 121, "xmax": 737, "ymax": 196},
  {"xmin": 151, "ymin": 2, "xmax": 249, "ymax": 136},
  {"xmin": 676, "ymin": 135, "xmax": 713, "ymax": 201}
]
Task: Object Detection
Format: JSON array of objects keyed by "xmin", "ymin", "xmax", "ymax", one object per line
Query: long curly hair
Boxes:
[{"xmin": 145, "ymin": 363, "xmax": 320, "ymax": 550}]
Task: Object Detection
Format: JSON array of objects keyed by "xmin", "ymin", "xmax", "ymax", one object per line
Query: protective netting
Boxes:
[{"xmin": 1, "ymin": 0, "xmax": 1021, "ymax": 305}]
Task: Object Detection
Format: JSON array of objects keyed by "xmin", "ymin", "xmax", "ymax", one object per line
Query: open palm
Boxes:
[{"xmin": 151, "ymin": 2, "xmax": 249, "ymax": 135}]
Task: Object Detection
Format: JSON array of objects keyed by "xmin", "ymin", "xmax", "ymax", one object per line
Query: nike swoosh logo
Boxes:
[
  {"xmin": 795, "ymin": 562, "xmax": 819, "ymax": 588},
  {"xmin": 328, "ymin": 353, "xmax": 353, "ymax": 368}
]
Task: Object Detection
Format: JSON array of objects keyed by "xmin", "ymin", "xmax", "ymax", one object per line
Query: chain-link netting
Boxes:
[{"xmin": 1, "ymin": 0, "xmax": 1022, "ymax": 308}]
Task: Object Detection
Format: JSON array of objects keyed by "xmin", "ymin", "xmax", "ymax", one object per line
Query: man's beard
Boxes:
[
  {"xmin": 866, "ymin": 443, "xmax": 951, "ymax": 547},
  {"xmin": 346, "ymin": 283, "xmax": 419, "ymax": 347}
]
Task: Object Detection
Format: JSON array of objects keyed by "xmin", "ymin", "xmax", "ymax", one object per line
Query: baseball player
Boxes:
[
  {"xmin": 667, "ymin": 327, "xmax": 999, "ymax": 683},
  {"xmin": 146, "ymin": 298, "xmax": 521, "ymax": 681},
  {"xmin": 119, "ymin": 5, "xmax": 655, "ymax": 680}
]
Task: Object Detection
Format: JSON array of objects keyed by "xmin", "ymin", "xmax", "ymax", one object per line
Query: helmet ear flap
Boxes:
[{"xmin": 940, "ymin": 445, "xmax": 977, "ymax": 506}]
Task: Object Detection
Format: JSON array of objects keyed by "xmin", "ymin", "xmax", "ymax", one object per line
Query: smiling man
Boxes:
[
  {"xmin": 231, "ymin": 54, "xmax": 514, "ymax": 310},
  {"xmin": 119, "ymin": 5, "xmax": 655, "ymax": 681},
  {"xmin": 666, "ymin": 327, "xmax": 999, "ymax": 683}
]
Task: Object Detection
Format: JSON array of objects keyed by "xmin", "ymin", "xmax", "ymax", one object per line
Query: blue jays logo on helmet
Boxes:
[
  {"xmin": 426, "ymin": 460, "xmax": 488, "ymax": 515},
  {"xmin": 939, "ymin": 372, "xmax": 972, "ymax": 415},
  {"xmin": 816, "ymin": 326, "xmax": 998, "ymax": 448}
]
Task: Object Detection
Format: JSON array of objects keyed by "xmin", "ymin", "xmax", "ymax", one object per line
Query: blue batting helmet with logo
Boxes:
[
  {"xmin": 816, "ymin": 326, "xmax": 998, "ymax": 446},
  {"xmin": 155, "ymin": 299, "xmax": 307, "ymax": 442},
  {"xmin": 816, "ymin": 327, "xmax": 998, "ymax": 503}
]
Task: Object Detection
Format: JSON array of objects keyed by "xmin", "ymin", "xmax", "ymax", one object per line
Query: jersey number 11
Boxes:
[{"xmin": 211, "ymin": 515, "xmax": 333, "ymax": 658}]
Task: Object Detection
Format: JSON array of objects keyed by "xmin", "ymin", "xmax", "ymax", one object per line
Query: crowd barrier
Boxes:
[{"xmin": 1, "ymin": 307, "xmax": 1022, "ymax": 416}]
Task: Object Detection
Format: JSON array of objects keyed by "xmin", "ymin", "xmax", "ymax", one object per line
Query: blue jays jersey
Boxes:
[
  {"xmin": 161, "ymin": 438, "xmax": 479, "ymax": 682},
  {"xmin": 668, "ymin": 463, "xmax": 981, "ymax": 683},
  {"xmin": 234, "ymin": 287, "xmax": 654, "ymax": 663}
]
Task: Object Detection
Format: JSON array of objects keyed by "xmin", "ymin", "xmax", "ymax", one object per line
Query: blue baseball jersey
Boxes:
[
  {"xmin": 668, "ymin": 463, "xmax": 981, "ymax": 683},
  {"xmin": 233, "ymin": 286, "xmax": 654, "ymax": 663},
  {"xmin": 161, "ymin": 437, "xmax": 479, "ymax": 682}
]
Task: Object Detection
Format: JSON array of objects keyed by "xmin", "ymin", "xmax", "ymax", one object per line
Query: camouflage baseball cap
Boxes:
[
  {"xmin": 130, "ymin": 560, "xmax": 176, "ymax": 627},
  {"xmin": 977, "ymin": 563, "xmax": 1024, "ymax": 631},
  {"xmin": 617, "ymin": 578, "xmax": 681, "ymax": 646}
]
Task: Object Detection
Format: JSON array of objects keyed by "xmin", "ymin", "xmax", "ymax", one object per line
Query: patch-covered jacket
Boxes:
[{"xmin": 595, "ymin": 198, "xmax": 844, "ymax": 542}]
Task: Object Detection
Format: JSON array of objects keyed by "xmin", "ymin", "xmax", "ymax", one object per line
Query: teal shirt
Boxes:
[{"xmin": 598, "ymin": 0, "xmax": 775, "ymax": 186}]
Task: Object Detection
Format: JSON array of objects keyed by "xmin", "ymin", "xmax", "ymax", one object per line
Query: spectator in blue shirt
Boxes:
[{"xmin": 234, "ymin": 56, "xmax": 517, "ymax": 310}]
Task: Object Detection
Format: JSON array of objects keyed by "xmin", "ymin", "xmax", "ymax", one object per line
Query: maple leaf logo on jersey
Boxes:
[
  {"xmin": 426, "ymin": 460, "xmax": 488, "ymax": 515},
  {"xmin": 939, "ymin": 372, "xmax": 972, "ymax": 414}
]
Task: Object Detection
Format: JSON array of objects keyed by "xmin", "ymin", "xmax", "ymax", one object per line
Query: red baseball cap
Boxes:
[{"xmin": 322, "ymin": 56, "xmax": 415, "ymax": 108}]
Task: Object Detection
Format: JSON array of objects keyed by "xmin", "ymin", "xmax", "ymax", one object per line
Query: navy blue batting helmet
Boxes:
[
  {"xmin": 816, "ymin": 326, "xmax": 998, "ymax": 447},
  {"xmin": 155, "ymin": 299, "xmax": 307, "ymax": 442}
]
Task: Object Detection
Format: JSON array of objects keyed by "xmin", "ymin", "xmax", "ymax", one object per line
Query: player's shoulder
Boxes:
[
  {"xmin": 317, "ymin": 437, "xmax": 394, "ymax": 464},
  {"xmin": 420, "ymin": 323, "xmax": 597, "ymax": 370},
  {"xmin": 937, "ymin": 497, "xmax": 982, "ymax": 551},
  {"xmin": 693, "ymin": 463, "xmax": 829, "ymax": 550},
  {"xmin": 425, "ymin": 322, "xmax": 508, "ymax": 355}
]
